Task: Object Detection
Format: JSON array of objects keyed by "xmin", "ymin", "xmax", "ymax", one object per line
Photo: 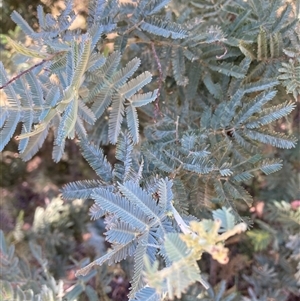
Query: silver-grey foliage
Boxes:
[{"xmin": 1, "ymin": 0, "xmax": 299, "ymax": 299}]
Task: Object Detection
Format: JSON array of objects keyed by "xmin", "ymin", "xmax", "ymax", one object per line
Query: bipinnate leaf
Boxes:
[
  {"xmin": 212, "ymin": 207, "xmax": 235, "ymax": 233},
  {"xmin": 6, "ymin": 37, "xmax": 49, "ymax": 59}
]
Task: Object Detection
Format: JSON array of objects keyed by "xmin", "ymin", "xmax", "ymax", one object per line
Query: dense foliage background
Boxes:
[{"xmin": 0, "ymin": 0, "xmax": 299, "ymax": 300}]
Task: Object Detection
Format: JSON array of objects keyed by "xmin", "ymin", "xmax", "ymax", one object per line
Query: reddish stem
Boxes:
[{"xmin": 0, "ymin": 60, "xmax": 47, "ymax": 90}]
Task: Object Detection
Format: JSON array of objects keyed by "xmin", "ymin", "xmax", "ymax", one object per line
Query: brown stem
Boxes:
[
  {"xmin": 209, "ymin": 255, "xmax": 218, "ymax": 286},
  {"xmin": 0, "ymin": 60, "xmax": 47, "ymax": 90},
  {"xmin": 0, "ymin": 52, "xmax": 64, "ymax": 90}
]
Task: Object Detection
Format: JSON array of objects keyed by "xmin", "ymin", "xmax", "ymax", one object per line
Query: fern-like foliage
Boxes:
[
  {"xmin": 277, "ymin": 16, "xmax": 300, "ymax": 101},
  {"xmin": 143, "ymin": 207, "xmax": 247, "ymax": 299},
  {"xmin": 244, "ymin": 200, "xmax": 300, "ymax": 299},
  {"xmin": 1, "ymin": 0, "xmax": 300, "ymax": 300},
  {"xmin": 0, "ymin": 2, "xmax": 158, "ymax": 161},
  {"xmin": 141, "ymin": 73, "xmax": 296, "ymax": 209},
  {"xmin": 86, "ymin": 51, "xmax": 158, "ymax": 144},
  {"xmin": 71, "ymin": 175, "xmax": 176, "ymax": 298},
  {"xmin": 61, "ymin": 137, "xmax": 247, "ymax": 300},
  {"xmin": 0, "ymin": 229, "xmax": 98, "ymax": 301},
  {"xmin": 286, "ymin": 234, "xmax": 300, "ymax": 286}
]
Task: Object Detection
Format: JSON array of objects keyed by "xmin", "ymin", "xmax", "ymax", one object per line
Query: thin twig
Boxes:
[
  {"xmin": 170, "ymin": 203, "xmax": 193, "ymax": 236},
  {"xmin": 175, "ymin": 115, "xmax": 179, "ymax": 141},
  {"xmin": 0, "ymin": 52, "xmax": 64, "ymax": 90},
  {"xmin": 151, "ymin": 42, "xmax": 163, "ymax": 119},
  {"xmin": 216, "ymin": 45, "xmax": 227, "ymax": 59},
  {"xmin": 0, "ymin": 60, "xmax": 47, "ymax": 90}
]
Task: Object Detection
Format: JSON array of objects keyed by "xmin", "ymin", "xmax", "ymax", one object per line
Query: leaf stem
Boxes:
[
  {"xmin": 0, "ymin": 52, "xmax": 64, "ymax": 90},
  {"xmin": 170, "ymin": 203, "xmax": 193, "ymax": 236},
  {"xmin": 151, "ymin": 41, "xmax": 163, "ymax": 119},
  {"xmin": 0, "ymin": 60, "xmax": 47, "ymax": 90}
]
